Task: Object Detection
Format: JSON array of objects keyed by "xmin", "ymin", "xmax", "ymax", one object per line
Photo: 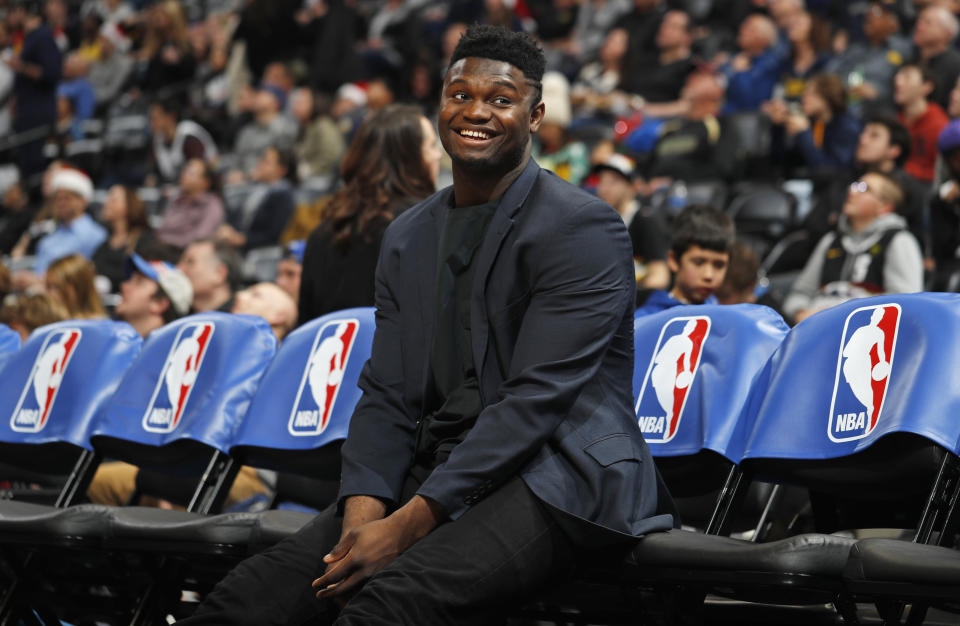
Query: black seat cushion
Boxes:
[
  {"xmin": 0, "ymin": 502, "xmax": 111, "ymax": 544},
  {"xmin": 844, "ymin": 538, "xmax": 960, "ymax": 586},
  {"xmin": 628, "ymin": 530, "xmax": 855, "ymax": 578},
  {"xmin": 250, "ymin": 509, "xmax": 317, "ymax": 551},
  {"xmin": 106, "ymin": 507, "xmax": 260, "ymax": 548}
]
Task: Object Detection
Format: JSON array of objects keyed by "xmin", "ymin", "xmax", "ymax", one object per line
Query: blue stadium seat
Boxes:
[{"xmin": 0, "ymin": 323, "xmax": 21, "ymax": 373}]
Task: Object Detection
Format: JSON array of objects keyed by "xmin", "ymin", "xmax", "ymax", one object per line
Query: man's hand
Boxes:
[{"xmin": 312, "ymin": 495, "xmax": 445, "ymax": 600}]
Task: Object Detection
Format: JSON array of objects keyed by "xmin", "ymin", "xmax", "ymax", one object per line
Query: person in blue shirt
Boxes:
[
  {"xmin": 721, "ymin": 14, "xmax": 783, "ymax": 115},
  {"xmin": 636, "ymin": 204, "xmax": 734, "ymax": 316},
  {"xmin": 31, "ymin": 168, "xmax": 105, "ymax": 276}
]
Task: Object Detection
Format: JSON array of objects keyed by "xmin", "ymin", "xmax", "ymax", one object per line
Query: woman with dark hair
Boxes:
[
  {"xmin": 92, "ymin": 184, "xmax": 159, "ymax": 291},
  {"xmin": 768, "ymin": 73, "xmax": 862, "ymax": 178},
  {"xmin": 298, "ymin": 103, "xmax": 441, "ymax": 324},
  {"xmin": 156, "ymin": 158, "xmax": 225, "ymax": 250},
  {"xmin": 217, "ymin": 146, "xmax": 298, "ymax": 251}
]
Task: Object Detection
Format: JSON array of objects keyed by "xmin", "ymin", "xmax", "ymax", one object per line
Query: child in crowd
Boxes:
[{"xmin": 636, "ymin": 204, "xmax": 734, "ymax": 316}]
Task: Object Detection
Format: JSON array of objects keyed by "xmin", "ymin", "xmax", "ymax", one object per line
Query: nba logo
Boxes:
[
  {"xmin": 635, "ymin": 316, "xmax": 711, "ymax": 443},
  {"xmin": 10, "ymin": 329, "xmax": 82, "ymax": 433},
  {"xmin": 288, "ymin": 319, "xmax": 359, "ymax": 436},
  {"xmin": 142, "ymin": 322, "xmax": 215, "ymax": 434},
  {"xmin": 828, "ymin": 303, "xmax": 900, "ymax": 442}
]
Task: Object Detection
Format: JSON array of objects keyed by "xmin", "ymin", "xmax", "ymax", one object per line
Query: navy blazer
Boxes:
[{"xmin": 339, "ymin": 159, "xmax": 673, "ymax": 541}]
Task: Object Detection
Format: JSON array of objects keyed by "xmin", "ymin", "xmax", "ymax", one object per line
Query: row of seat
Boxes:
[{"xmin": 0, "ymin": 294, "xmax": 959, "ymax": 623}]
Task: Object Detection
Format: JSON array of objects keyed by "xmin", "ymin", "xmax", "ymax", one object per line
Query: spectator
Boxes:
[
  {"xmin": 571, "ymin": 28, "xmax": 629, "ymax": 118},
  {"xmin": 619, "ymin": 9, "xmax": 695, "ymax": 104},
  {"xmin": 299, "ymin": 104, "xmax": 439, "ymax": 324},
  {"xmin": 217, "ymin": 147, "xmax": 295, "ymax": 251},
  {"xmin": 784, "ymin": 172, "xmax": 923, "ymax": 324},
  {"xmin": 715, "ymin": 241, "xmax": 760, "ymax": 305},
  {"xmin": 774, "ymin": 11, "xmax": 832, "ymax": 104},
  {"xmin": 766, "ymin": 73, "xmax": 862, "ymax": 177},
  {"xmin": 0, "ymin": 293, "xmax": 68, "ymax": 342},
  {"xmin": 635, "ymin": 204, "xmax": 734, "ymax": 316},
  {"xmin": 138, "ymin": 0, "xmax": 195, "ymax": 93},
  {"xmin": 290, "ymin": 87, "xmax": 346, "ymax": 181},
  {"xmin": 23, "ymin": 168, "xmax": 105, "ymax": 281},
  {"xmin": 929, "ymin": 119, "xmax": 960, "ymax": 289},
  {"xmin": 92, "ymin": 184, "xmax": 158, "ymax": 292},
  {"xmin": 533, "ymin": 72, "xmax": 589, "ymax": 185},
  {"xmin": 0, "ymin": 261, "xmax": 10, "ymax": 303},
  {"xmin": 0, "ymin": 22, "xmax": 14, "ymax": 138},
  {"xmin": 9, "ymin": 2, "xmax": 62, "ymax": 185},
  {"xmin": 617, "ymin": 0, "xmax": 666, "ymax": 62},
  {"xmin": 155, "ymin": 158, "xmax": 225, "ymax": 250},
  {"xmin": 566, "ymin": 0, "xmax": 632, "ymax": 64},
  {"xmin": 275, "ymin": 239, "xmax": 303, "ymax": 305},
  {"xmin": 87, "ymin": 20, "xmax": 134, "ymax": 105},
  {"xmin": 0, "ymin": 180, "xmax": 33, "ymax": 255},
  {"xmin": 56, "ymin": 52, "xmax": 95, "ymax": 142},
  {"xmin": 645, "ymin": 72, "xmax": 727, "ymax": 182},
  {"xmin": 44, "ymin": 253, "xmax": 105, "ymax": 319},
  {"xmin": 177, "ymin": 239, "xmax": 240, "ymax": 313},
  {"xmin": 81, "ymin": 0, "xmax": 135, "ymax": 27},
  {"xmin": 149, "ymin": 97, "xmax": 219, "ymax": 185},
  {"xmin": 825, "ymin": 1, "xmax": 909, "ymax": 115},
  {"xmin": 895, "ymin": 63, "xmax": 949, "ymax": 183},
  {"xmin": 592, "ymin": 153, "xmax": 670, "ymax": 290},
  {"xmin": 232, "ymin": 84, "xmax": 297, "ymax": 175},
  {"xmin": 912, "ymin": 5, "xmax": 960, "ymax": 111},
  {"xmin": 114, "ymin": 253, "xmax": 191, "ymax": 338},
  {"xmin": 232, "ymin": 281, "xmax": 297, "ymax": 341},
  {"xmin": 721, "ymin": 14, "xmax": 782, "ymax": 114}
]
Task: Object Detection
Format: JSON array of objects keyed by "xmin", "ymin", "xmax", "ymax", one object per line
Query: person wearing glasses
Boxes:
[{"xmin": 783, "ymin": 171, "xmax": 922, "ymax": 325}]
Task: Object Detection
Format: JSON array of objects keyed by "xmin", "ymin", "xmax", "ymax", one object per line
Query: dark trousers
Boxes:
[{"xmin": 179, "ymin": 477, "xmax": 580, "ymax": 625}]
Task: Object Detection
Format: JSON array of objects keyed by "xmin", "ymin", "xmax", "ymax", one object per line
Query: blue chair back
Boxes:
[
  {"xmin": 634, "ymin": 304, "xmax": 788, "ymax": 462},
  {"xmin": 231, "ymin": 308, "xmax": 375, "ymax": 470},
  {"xmin": 740, "ymin": 293, "xmax": 960, "ymax": 462},
  {"xmin": 0, "ymin": 320, "xmax": 141, "ymax": 472},
  {"xmin": 0, "ymin": 323, "xmax": 21, "ymax": 371},
  {"xmin": 91, "ymin": 313, "xmax": 277, "ymax": 458}
]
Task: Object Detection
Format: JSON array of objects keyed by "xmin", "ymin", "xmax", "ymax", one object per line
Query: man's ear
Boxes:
[
  {"xmin": 149, "ymin": 295, "xmax": 170, "ymax": 317},
  {"xmin": 529, "ymin": 100, "xmax": 545, "ymax": 133},
  {"xmin": 667, "ymin": 250, "xmax": 680, "ymax": 274},
  {"xmin": 886, "ymin": 144, "xmax": 901, "ymax": 164}
]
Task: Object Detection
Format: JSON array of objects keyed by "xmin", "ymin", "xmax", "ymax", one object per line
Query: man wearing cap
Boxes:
[
  {"xmin": 593, "ymin": 154, "xmax": 670, "ymax": 290},
  {"xmin": 115, "ymin": 253, "xmax": 192, "ymax": 338},
  {"xmin": 18, "ymin": 168, "xmax": 106, "ymax": 287}
]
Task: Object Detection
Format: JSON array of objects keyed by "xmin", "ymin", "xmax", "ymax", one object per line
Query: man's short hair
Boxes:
[
  {"xmin": 448, "ymin": 24, "xmax": 547, "ymax": 105},
  {"xmin": 897, "ymin": 62, "xmax": 938, "ymax": 97},
  {"xmin": 716, "ymin": 241, "xmax": 759, "ymax": 299},
  {"xmin": 865, "ymin": 115, "xmax": 911, "ymax": 168},
  {"xmin": 208, "ymin": 240, "xmax": 243, "ymax": 292},
  {"xmin": 670, "ymin": 204, "xmax": 735, "ymax": 259},
  {"xmin": 867, "ymin": 171, "xmax": 905, "ymax": 212}
]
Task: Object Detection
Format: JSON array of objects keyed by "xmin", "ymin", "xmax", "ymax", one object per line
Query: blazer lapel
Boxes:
[
  {"xmin": 469, "ymin": 159, "xmax": 541, "ymax": 389},
  {"xmin": 416, "ymin": 191, "xmax": 448, "ymax": 410}
]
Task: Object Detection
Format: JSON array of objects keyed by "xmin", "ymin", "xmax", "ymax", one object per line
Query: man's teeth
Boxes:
[{"xmin": 459, "ymin": 129, "xmax": 491, "ymax": 139}]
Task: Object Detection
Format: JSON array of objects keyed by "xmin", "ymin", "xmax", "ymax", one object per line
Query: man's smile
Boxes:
[{"xmin": 456, "ymin": 128, "xmax": 496, "ymax": 141}]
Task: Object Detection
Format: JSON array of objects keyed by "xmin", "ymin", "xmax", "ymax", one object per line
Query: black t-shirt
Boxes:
[{"xmin": 413, "ymin": 199, "xmax": 497, "ymax": 474}]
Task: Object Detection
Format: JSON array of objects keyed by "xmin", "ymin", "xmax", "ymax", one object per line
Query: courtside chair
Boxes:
[
  {"xmin": 0, "ymin": 323, "xmax": 20, "ymax": 373},
  {"xmin": 0, "ymin": 319, "xmax": 142, "ymax": 626},
  {"xmin": 633, "ymin": 303, "xmax": 789, "ymax": 534},
  {"xmin": 138, "ymin": 307, "xmax": 375, "ymax": 624},
  {"xmin": 230, "ymin": 306, "xmax": 375, "ymax": 551},
  {"xmin": 20, "ymin": 312, "xmax": 277, "ymax": 626},
  {"xmin": 735, "ymin": 293, "xmax": 960, "ymax": 624},
  {"xmin": 519, "ymin": 304, "xmax": 789, "ymax": 625}
]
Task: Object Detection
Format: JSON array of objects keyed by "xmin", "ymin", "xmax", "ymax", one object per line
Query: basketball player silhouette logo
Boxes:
[
  {"xmin": 11, "ymin": 329, "xmax": 82, "ymax": 432},
  {"xmin": 143, "ymin": 322, "xmax": 215, "ymax": 433},
  {"xmin": 636, "ymin": 316, "xmax": 710, "ymax": 443},
  {"xmin": 828, "ymin": 304, "xmax": 900, "ymax": 442},
  {"xmin": 289, "ymin": 319, "xmax": 359, "ymax": 436}
]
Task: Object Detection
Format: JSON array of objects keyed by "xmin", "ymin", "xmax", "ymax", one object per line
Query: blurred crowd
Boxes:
[{"xmin": 1, "ymin": 0, "xmax": 960, "ymax": 342}]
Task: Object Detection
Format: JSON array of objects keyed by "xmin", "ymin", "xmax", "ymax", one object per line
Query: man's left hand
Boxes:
[{"xmin": 312, "ymin": 495, "xmax": 445, "ymax": 600}]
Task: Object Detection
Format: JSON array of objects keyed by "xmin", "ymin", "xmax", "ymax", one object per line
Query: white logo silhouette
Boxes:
[
  {"xmin": 307, "ymin": 322, "xmax": 349, "ymax": 413},
  {"xmin": 32, "ymin": 333, "xmax": 69, "ymax": 409},
  {"xmin": 841, "ymin": 307, "xmax": 889, "ymax": 419},
  {"xmin": 165, "ymin": 325, "xmax": 202, "ymax": 409},
  {"xmin": 650, "ymin": 319, "xmax": 697, "ymax": 418}
]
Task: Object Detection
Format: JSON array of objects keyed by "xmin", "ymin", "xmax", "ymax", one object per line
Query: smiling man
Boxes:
[{"xmin": 180, "ymin": 25, "xmax": 673, "ymax": 626}]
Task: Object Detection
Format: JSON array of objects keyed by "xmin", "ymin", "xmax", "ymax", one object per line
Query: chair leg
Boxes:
[
  {"xmin": 706, "ymin": 467, "xmax": 750, "ymax": 536},
  {"xmin": 914, "ymin": 453, "xmax": 960, "ymax": 545},
  {"xmin": 834, "ymin": 593, "xmax": 860, "ymax": 624},
  {"xmin": 904, "ymin": 603, "xmax": 928, "ymax": 626},
  {"xmin": 876, "ymin": 600, "xmax": 904, "ymax": 626}
]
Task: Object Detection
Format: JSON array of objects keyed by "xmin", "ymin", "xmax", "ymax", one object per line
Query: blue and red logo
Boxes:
[
  {"xmin": 828, "ymin": 303, "xmax": 900, "ymax": 442},
  {"xmin": 10, "ymin": 328, "xmax": 82, "ymax": 433},
  {"xmin": 142, "ymin": 322, "xmax": 215, "ymax": 434},
  {"xmin": 288, "ymin": 319, "xmax": 359, "ymax": 437},
  {"xmin": 635, "ymin": 316, "xmax": 711, "ymax": 443}
]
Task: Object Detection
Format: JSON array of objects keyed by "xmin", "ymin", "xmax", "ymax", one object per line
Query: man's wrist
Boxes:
[
  {"xmin": 341, "ymin": 494, "xmax": 387, "ymax": 536},
  {"xmin": 393, "ymin": 495, "xmax": 446, "ymax": 541}
]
